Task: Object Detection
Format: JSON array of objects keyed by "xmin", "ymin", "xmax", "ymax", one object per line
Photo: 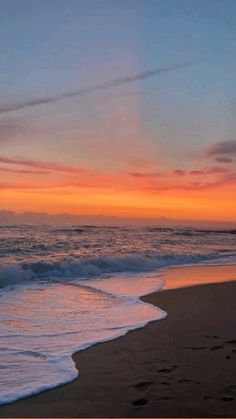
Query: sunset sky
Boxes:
[{"xmin": 0, "ymin": 0, "xmax": 236, "ymax": 221}]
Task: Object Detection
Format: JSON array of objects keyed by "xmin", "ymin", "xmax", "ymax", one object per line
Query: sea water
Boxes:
[{"xmin": 0, "ymin": 225, "xmax": 236, "ymax": 404}]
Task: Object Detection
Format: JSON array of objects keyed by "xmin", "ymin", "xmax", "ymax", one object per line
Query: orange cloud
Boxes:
[
  {"xmin": 0, "ymin": 156, "xmax": 88, "ymax": 174},
  {"xmin": 173, "ymin": 170, "xmax": 186, "ymax": 176},
  {"xmin": 189, "ymin": 167, "xmax": 229, "ymax": 175},
  {"xmin": 128, "ymin": 171, "xmax": 163, "ymax": 178},
  {"xmin": 0, "ymin": 167, "xmax": 50, "ymax": 175}
]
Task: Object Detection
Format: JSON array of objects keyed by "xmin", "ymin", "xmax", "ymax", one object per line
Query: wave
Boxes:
[
  {"xmin": 0, "ymin": 265, "xmax": 35, "ymax": 287},
  {"xmin": 1, "ymin": 250, "xmax": 236, "ymax": 289},
  {"xmin": 174, "ymin": 229, "xmax": 236, "ymax": 236}
]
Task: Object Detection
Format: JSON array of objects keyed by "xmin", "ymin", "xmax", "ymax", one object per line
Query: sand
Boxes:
[{"xmin": 0, "ymin": 264, "xmax": 236, "ymax": 418}]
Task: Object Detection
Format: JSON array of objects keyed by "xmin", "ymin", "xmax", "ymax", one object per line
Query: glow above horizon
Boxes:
[{"xmin": 0, "ymin": 0, "xmax": 236, "ymax": 221}]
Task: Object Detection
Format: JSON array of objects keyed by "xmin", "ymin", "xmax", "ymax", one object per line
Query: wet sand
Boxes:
[{"xmin": 0, "ymin": 265, "xmax": 236, "ymax": 418}]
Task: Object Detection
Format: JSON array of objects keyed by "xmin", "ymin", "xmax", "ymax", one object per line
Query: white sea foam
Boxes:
[{"xmin": 0, "ymin": 275, "xmax": 166, "ymax": 405}]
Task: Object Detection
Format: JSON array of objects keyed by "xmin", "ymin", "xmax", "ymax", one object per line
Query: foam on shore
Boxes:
[{"xmin": 0, "ymin": 273, "xmax": 166, "ymax": 405}]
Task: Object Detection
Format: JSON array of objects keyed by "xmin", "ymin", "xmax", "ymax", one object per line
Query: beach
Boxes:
[{"xmin": 0, "ymin": 264, "xmax": 235, "ymax": 418}]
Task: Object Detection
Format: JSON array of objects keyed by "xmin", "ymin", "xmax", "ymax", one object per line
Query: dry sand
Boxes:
[{"xmin": 0, "ymin": 265, "xmax": 236, "ymax": 418}]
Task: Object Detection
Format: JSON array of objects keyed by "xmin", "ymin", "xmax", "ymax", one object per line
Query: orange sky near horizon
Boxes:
[{"xmin": 1, "ymin": 164, "xmax": 235, "ymax": 221}]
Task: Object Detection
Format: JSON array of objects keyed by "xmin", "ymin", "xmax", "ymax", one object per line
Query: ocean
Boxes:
[{"xmin": 0, "ymin": 225, "xmax": 236, "ymax": 405}]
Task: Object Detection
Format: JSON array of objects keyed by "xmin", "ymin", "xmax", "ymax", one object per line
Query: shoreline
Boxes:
[
  {"xmin": 163, "ymin": 263, "xmax": 236, "ymax": 290},
  {"xmin": 0, "ymin": 264, "xmax": 236, "ymax": 417}
]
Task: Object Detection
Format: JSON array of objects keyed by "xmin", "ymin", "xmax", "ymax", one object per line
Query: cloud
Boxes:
[
  {"xmin": 215, "ymin": 157, "xmax": 233, "ymax": 163},
  {"xmin": 0, "ymin": 155, "xmax": 119, "ymax": 189},
  {"xmin": 0, "ymin": 156, "xmax": 87, "ymax": 174},
  {"xmin": 206, "ymin": 167, "xmax": 229, "ymax": 174},
  {"xmin": 0, "ymin": 61, "xmax": 194, "ymax": 115},
  {"xmin": 189, "ymin": 167, "xmax": 229, "ymax": 175},
  {"xmin": 130, "ymin": 166, "xmax": 229, "ymax": 180},
  {"xmin": 0, "ymin": 167, "xmax": 50, "ymax": 175},
  {"xmin": 133, "ymin": 166, "xmax": 235, "ymax": 193},
  {"xmin": 206, "ymin": 140, "xmax": 236, "ymax": 156},
  {"xmin": 173, "ymin": 167, "xmax": 229, "ymax": 176},
  {"xmin": 128, "ymin": 171, "xmax": 162, "ymax": 178},
  {"xmin": 173, "ymin": 170, "xmax": 186, "ymax": 176},
  {"xmin": 182, "ymin": 176, "xmax": 236, "ymax": 190},
  {"xmin": 189, "ymin": 170, "xmax": 203, "ymax": 175},
  {"xmin": 146, "ymin": 174, "xmax": 236, "ymax": 192},
  {"xmin": 0, "ymin": 182, "xmax": 47, "ymax": 190}
]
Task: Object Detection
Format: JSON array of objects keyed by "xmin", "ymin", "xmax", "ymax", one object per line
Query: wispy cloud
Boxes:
[
  {"xmin": 173, "ymin": 169, "xmax": 186, "ymax": 176},
  {"xmin": 128, "ymin": 171, "xmax": 162, "ymax": 178},
  {"xmin": 0, "ymin": 61, "xmax": 194, "ymax": 115},
  {"xmin": 0, "ymin": 167, "xmax": 50, "ymax": 175},
  {"xmin": 145, "ymin": 174, "xmax": 236, "ymax": 192},
  {"xmin": 215, "ymin": 157, "xmax": 233, "ymax": 163},
  {"xmin": 0, "ymin": 181, "xmax": 49, "ymax": 190},
  {"xmin": 130, "ymin": 167, "xmax": 229, "ymax": 179},
  {"xmin": 0, "ymin": 156, "xmax": 87, "ymax": 174},
  {"xmin": 128, "ymin": 165, "xmax": 235, "ymax": 193},
  {"xmin": 189, "ymin": 167, "xmax": 229, "ymax": 175}
]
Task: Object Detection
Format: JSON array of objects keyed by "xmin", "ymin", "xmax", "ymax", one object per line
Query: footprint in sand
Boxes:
[
  {"xmin": 157, "ymin": 365, "xmax": 178, "ymax": 374},
  {"xmin": 221, "ymin": 395, "xmax": 235, "ymax": 402},
  {"xmin": 134, "ymin": 381, "xmax": 152, "ymax": 390},
  {"xmin": 132, "ymin": 398, "xmax": 148, "ymax": 407},
  {"xmin": 225, "ymin": 339, "xmax": 236, "ymax": 345},
  {"xmin": 188, "ymin": 344, "xmax": 226, "ymax": 351},
  {"xmin": 210, "ymin": 345, "xmax": 224, "ymax": 351},
  {"xmin": 187, "ymin": 346, "xmax": 208, "ymax": 350},
  {"xmin": 178, "ymin": 378, "xmax": 200, "ymax": 384}
]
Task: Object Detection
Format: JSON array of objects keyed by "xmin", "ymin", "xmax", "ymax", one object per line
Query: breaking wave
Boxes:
[{"xmin": 1, "ymin": 250, "xmax": 235, "ymax": 288}]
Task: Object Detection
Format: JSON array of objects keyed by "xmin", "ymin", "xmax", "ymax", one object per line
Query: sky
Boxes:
[{"xmin": 0, "ymin": 0, "xmax": 236, "ymax": 222}]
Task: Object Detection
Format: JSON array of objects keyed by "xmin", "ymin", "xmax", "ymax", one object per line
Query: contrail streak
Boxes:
[{"xmin": 0, "ymin": 61, "xmax": 193, "ymax": 115}]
